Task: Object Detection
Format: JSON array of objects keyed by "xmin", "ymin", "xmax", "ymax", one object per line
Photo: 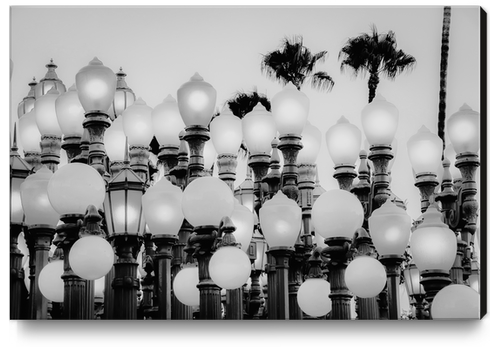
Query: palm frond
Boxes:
[{"xmin": 310, "ymin": 71, "xmax": 335, "ymax": 92}]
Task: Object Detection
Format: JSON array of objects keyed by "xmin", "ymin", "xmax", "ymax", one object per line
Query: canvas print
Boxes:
[{"xmin": 9, "ymin": 5, "xmax": 485, "ymax": 321}]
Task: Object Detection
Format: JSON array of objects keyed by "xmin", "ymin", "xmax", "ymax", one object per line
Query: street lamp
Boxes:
[
  {"xmin": 109, "ymin": 67, "xmax": 136, "ymax": 120},
  {"xmin": 403, "ymin": 263, "xmax": 426, "ymax": 319}
]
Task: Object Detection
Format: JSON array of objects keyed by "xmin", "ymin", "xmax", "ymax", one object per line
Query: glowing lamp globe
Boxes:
[
  {"xmin": 230, "ymin": 199, "xmax": 254, "ymax": 251},
  {"xmin": 297, "ymin": 121, "xmax": 322, "ymax": 165},
  {"xmin": 410, "ymin": 205, "xmax": 457, "ymax": 272},
  {"xmin": 122, "ymin": 98, "xmax": 154, "ymax": 146},
  {"xmin": 297, "ymin": 278, "xmax": 331, "ymax": 317},
  {"xmin": 47, "ymin": 163, "xmax": 106, "ymax": 216},
  {"xmin": 431, "ymin": 284, "xmax": 479, "ymax": 319},
  {"xmin": 242, "ymin": 103, "xmax": 277, "ymax": 155},
  {"xmin": 447, "ymin": 104, "xmax": 480, "ymax": 154},
  {"xmin": 345, "ymin": 256, "xmax": 387, "ymax": 298},
  {"xmin": 19, "ymin": 109, "xmax": 42, "ymax": 152},
  {"xmin": 259, "ymin": 191, "xmax": 302, "ymax": 248},
  {"xmin": 325, "ymin": 116, "xmax": 362, "ymax": 166},
  {"xmin": 142, "ymin": 177, "xmax": 184, "ymax": 236},
  {"xmin": 210, "ymin": 105, "xmax": 243, "ymax": 155},
  {"xmin": 38, "ymin": 260, "xmax": 64, "ymax": 302},
  {"xmin": 104, "ymin": 116, "xmax": 126, "ymax": 162},
  {"xmin": 34, "ymin": 89, "xmax": 62, "ymax": 136},
  {"xmin": 311, "ymin": 189, "xmax": 364, "ymax": 239},
  {"xmin": 361, "ymin": 94, "xmax": 399, "ymax": 146},
  {"xmin": 152, "ymin": 95, "xmax": 185, "ymax": 147},
  {"xmin": 444, "ymin": 144, "xmax": 462, "ymax": 180},
  {"xmin": 271, "ymin": 82, "xmax": 309, "ymax": 135},
  {"xmin": 203, "ymin": 140, "xmax": 217, "ymax": 171},
  {"xmin": 20, "ymin": 166, "xmax": 60, "ymax": 227},
  {"xmin": 55, "ymin": 84, "xmax": 85, "ymax": 137},
  {"xmin": 368, "ymin": 200, "xmax": 411, "ymax": 256},
  {"xmin": 177, "ymin": 73, "xmax": 217, "ymax": 127},
  {"xmin": 181, "ymin": 177, "xmax": 235, "ymax": 227},
  {"xmin": 209, "ymin": 246, "xmax": 251, "ymax": 289},
  {"xmin": 173, "ymin": 265, "xmax": 199, "ymax": 306},
  {"xmin": 75, "ymin": 57, "xmax": 117, "ymax": 113},
  {"xmin": 69, "ymin": 235, "xmax": 114, "ymax": 280},
  {"xmin": 407, "ymin": 126, "xmax": 443, "ymax": 174}
]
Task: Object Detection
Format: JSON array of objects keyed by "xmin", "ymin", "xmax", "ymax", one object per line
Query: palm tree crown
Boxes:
[
  {"xmin": 339, "ymin": 25, "xmax": 416, "ymax": 103},
  {"xmin": 261, "ymin": 35, "xmax": 335, "ymax": 92}
]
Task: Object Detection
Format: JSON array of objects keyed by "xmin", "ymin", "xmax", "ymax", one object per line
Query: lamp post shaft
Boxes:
[
  {"xmin": 83, "ymin": 111, "xmax": 111, "ymax": 176},
  {"xmin": 380, "ymin": 255, "xmax": 403, "ymax": 320},
  {"xmin": 10, "ymin": 223, "xmax": 26, "ymax": 319},
  {"xmin": 268, "ymin": 247, "xmax": 293, "ymax": 320},
  {"xmin": 277, "ymin": 134, "xmax": 302, "ymax": 201},
  {"xmin": 248, "ymin": 270, "xmax": 262, "ymax": 319},
  {"xmin": 153, "ymin": 234, "xmax": 178, "ymax": 320},
  {"xmin": 217, "ymin": 154, "xmax": 238, "ymax": 191},
  {"xmin": 158, "ymin": 145, "xmax": 179, "ymax": 178},
  {"xmin": 61, "ymin": 135, "xmax": 82, "ymax": 163},
  {"xmin": 129, "ymin": 145, "xmax": 150, "ymax": 183},
  {"xmin": 40, "ymin": 135, "xmax": 61, "ymax": 172},
  {"xmin": 183, "ymin": 126, "xmax": 210, "ymax": 182},
  {"xmin": 368, "ymin": 145, "xmax": 393, "ymax": 209},
  {"xmin": 24, "ymin": 152, "xmax": 42, "ymax": 172}
]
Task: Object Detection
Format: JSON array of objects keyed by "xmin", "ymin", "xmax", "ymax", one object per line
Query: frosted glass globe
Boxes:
[
  {"xmin": 203, "ymin": 140, "xmax": 217, "ymax": 170},
  {"xmin": 38, "ymin": 260, "xmax": 64, "ymax": 302},
  {"xmin": 209, "ymin": 246, "xmax": 251, "ymax": 289},
  {"xmin": 142, "ymin": 177, "xmax": 184, "ymax": 236},
  {"xmin": 242, "ymin": 103, "xmax": 277, "ymax": 155},
  {"xmin": 230, "ymin": 199, "xmax": 254, "ymax": 251},
  {"xmin": 20, "ymin": 166, "xmax": 60, "ymax": 227},
  {"xmin": 152, "ymin": 94, "xmax": 185, "ymax": 147},
  {"xmin": 271, "ymin": 82, "xmax": 309, "ymax": 135},
  {"xmin": 407, "ymin": 125, "xmax": 443, "ymax": 174},
  {"xmin": 104, "ymin": 116, "xmax": 126, "ymax": 162},
  {"xmin": 177, "ymin": 73, "xmax": 217, "ymax": 127},
  {"xmin": 325, "ymin": 116, "xmax": 362, "ymax": 166},
  {"xmin": 35, "ymin": 89, "xmax": 62, "ymax": 136},
  {"xmin": 122, "ymin": 98, "xmax": 154, "ymax": 146},
  {"xmin": 311, "ymin": 189, "xmax": 364, "ymax": 239},
  {"xmin": 431, "ymin": 284, "xmax": 479, "ymax": 319},
  {"xmin": 173, "ymin": 266, "xmax": 199, "ymax": 306},
  {"xmin": 47, "ymin": 163, "xmax": 106, "ymax": 216},
  {"xmin": 345, "ymin": 256, "xmax": 387, "ymax": 298},
  {"xmin": 181, "ymin": 176, "xmax": 235, "ymax": 227},
  {"xmin": 297, "ymin": 121, "xmax": 322, "ymax": 165},
  {"xmin": 19, "ymin": 109, "xmax": 42, "ymax": 152},
  {"xmin": 69, "ymin": 236, "xmax": 114, "ymax": 280},
  {"xmin": 55, "ymin": 84, "xmax": 85, "ymax": 137},
  {"xmin": 210, "ymin": 106, "xmax": 243, "ymax": 155},
  {"xmin": 447, "ymin": 104, "xmax": 480, "ymax": 154},
  {"xmin": 259, "ymin": 191, "xmax": 302, "ymax": 248},
  {"xmin": 297, "ymin": 278, "xmax": 331, "ymax": 317},
  {"xmin": 361, "ymin": 94, "xmax": 398, "ymax": 146}
]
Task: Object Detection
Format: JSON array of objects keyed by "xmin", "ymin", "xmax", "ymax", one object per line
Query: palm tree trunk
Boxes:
[
  {"xmin": 437, "ymin": 6, "xmax": 451, "ymax": 159},
  {"xmin": 368, "ymin": 72, "xmax": 380, "ymax": 103}
]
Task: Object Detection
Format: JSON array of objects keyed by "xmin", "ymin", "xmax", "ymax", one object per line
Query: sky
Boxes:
[{"xmin": 6, "ymin": 4, "xmax": 487, "ymax": 342}]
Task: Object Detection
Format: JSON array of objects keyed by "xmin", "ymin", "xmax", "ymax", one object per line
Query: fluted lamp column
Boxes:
[
  {"xmin": 369, "ymin": 200, "xmax": 411, "ymax": 319},
  {"xmin": 142, "ymin": 177, "xmax": 184, "ymax": 319},
  {"xmin": 181, "ymin": 176, "xmax": 235, "ymax": 319}
]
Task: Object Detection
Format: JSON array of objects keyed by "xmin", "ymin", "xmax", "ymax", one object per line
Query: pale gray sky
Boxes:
[{"xmin": 9, "ymin": 5, "xmax": 481, "ymax": 225}]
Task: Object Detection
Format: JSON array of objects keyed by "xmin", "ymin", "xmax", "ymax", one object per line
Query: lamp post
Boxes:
[
  {"xmin": 34, "ymin": 59, "xmax": 66, "ymax": 98},
  {"xmin": 109, "ymin": 67, "xmax": 136, "ymax": 121},
  {"xmin": 248, "ymin": 228, "xmax": 267, "ymax": 319},
  {"xmin": 403, "ymin": 263, "xmax": 427, "ymax": 319}
]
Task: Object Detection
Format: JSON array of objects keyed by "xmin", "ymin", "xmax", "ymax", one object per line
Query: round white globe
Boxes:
[
  {"xmin": 431, "ymin": 284, "xmax": 479, "ymax": 319},
  {"xmin": 209, "ymin": 246, "xmax": 251, "ymax": 290},
  {"xmin": 297, "ymin": 278, "xmax": 331, "ymax": 317},
  {"xmin": 69, "ymin": 236, "xmax": 114, "ymax": 280},
  {"xmin": 38, "ymin": 260, "xmax": 64, "ymax": 302},
  {"xmin": 345, "ymin": 256, "xmax": 387, "ymax": 298},
  {"xmin": 173, "ymin": 266, "xmax": 199, "ymax": 306}
]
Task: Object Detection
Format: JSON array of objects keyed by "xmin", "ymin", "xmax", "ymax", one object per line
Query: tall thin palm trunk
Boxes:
[{"xmin": 438, "ymin": 6, "xmax": 451, "ymax": 159}]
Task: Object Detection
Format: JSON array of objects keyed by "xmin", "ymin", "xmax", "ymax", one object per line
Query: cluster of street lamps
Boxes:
[{"xmin": 10, "ymin": 57, "xmax": 481, "ymax": 320}]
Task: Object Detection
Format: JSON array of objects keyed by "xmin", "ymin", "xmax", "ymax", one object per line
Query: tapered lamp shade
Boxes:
[
  {"xmin": 173, "ymin": 265, "xmax": 199, "ymax": 306},
  {"xmin": 242, "ymin": 103, "xmax": 277, "ymax": 155},
  {"xmin": 297, "ymin": 121, "xmax": 322, "ymax": 165},
  {"xmin": 20, "ymin": 166, "xmax": 60, "ymax": 227},
  {"xmin": 325, "ymin": 116, "xmax": 362, "ymax": 166},
  {"xmin": 104, "ymin": 116, "xmax": 126, "ymax": 162},
  {"xmin": 431, "ymin": 285, "xmax": 479, "ymax": 319},
  {"xmin": 203, "ymin": 140, "xmax": 217, "ymax": 171},
  {"xmin": 297, "ymin": 278, "xmax": 331, "ymax": 317},
  {"xmin": 75, "ymin": 57, "xmax": 116, "ymax": 113},
  {"xmin": 142, "ymin": 177, "xmax": 184, "ymax": 236},
  {"xmin": 122, "ymin": 98, "xmax": 154, "ymax": 146},
  {"xmin": 368, "ymin": 200, "xmax": 411, "ymax": 256},
  {"xmin": 38, "ymin": 260, "xmax": 64, "ymax": 302},
  {"xmin": 271, "ymin": 82, "xmax": 309, "ymax": 135},
  {"xmin": 19, "ymin": 109, "xmax": 42, "ymax": 152},
  {"xmin": 311, "ymin": 189, "xmax": 364, "ymax": 239},
  {"xmin": 209, "ymin": 246, "xmax": 251, "ymax": 289},
  {"xmin": 177, "ymin": 73, "xmax": 217, "ymax": 127},
  {"xmin": 109, "ymin": 68, "xmax": 136, "ymax": 120},
  {"xmin": 410, "ymin": 205, "xmax": 457, "ymax": 272},
  {"xmin": 152, "ymin": 95, "xmax": 185, "ymax": 147},
  {"xmin": 447, "ymin": 104, "xmax": 480, "ymax": 154},
  {"xmin": 35, "ymin": 89, "xmax": 62, "ymax": 136},
  {"xmin": 55, "ymin": 84, "xmax": 85, "ymax": 137},
  {"xmin": 182, "ymin": 176, "xmax": 235, "ymax": 227},
  {"xmin": 345, "ymin": 256, "xmax": 387, "ymax": 298},
  {"xmin": 69, "ymin": 235, "xmax": 114, "ymax": 280},
  {"xmin": 230, "ymin": 199, "xmax": 254, "ymax": 251},
  {"xmin": 35, "ymin": 60, "xmax": 66, "ymax": 98},
  {"xmin": 361, "ymin": 94, "xmax": 399, "ymax": 146},
  {"xmin": 210, "ymin": 105, "xmax": 243, "ymax": 155},
  {"xmin": 47, "ymin": 163, "xmax": 106, "ymax": 216},
  {"xmin": 407, "ymin": 125, "xmax": 443, "ymax": 174},
  {"xmin": 403, "ymin": 264, "xmax": 425, "ymax": 296},
  {"xmin": 259, "ymin": 191, "xmax": 302, "ymax": 248}
]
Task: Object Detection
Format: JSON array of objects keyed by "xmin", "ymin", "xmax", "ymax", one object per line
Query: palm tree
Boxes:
[
  {"xmin": 339, "ymin": 25, "xmax": 417, "ymax": 103},
  {"xmin": 261, "ymin": 35, "xmax": 335, "ymax": 92},
  {"xmin": 438, "ymin": 6, "xmax": 451, "ymax": 158}
]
